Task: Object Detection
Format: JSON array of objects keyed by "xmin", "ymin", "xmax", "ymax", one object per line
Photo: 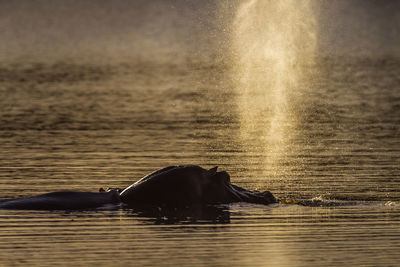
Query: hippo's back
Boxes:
[{"xmin": 120, "ymin": 165, "xmax": 206, "ymax": 206}]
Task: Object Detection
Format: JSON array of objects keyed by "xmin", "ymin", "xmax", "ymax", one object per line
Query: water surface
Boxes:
[{"xmin": 0, "ymin": 57, "xmax": 399, "ymax": 266}]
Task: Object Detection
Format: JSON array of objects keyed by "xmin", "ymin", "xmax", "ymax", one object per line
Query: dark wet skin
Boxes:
[
  {"xmin": 120, "ymin": 165, "xmax": 276, "ymax": 207},
  {"xmin": 0, "ymin": 165, "xmax": 276, "ymax": 210},
  {"xmin": 0, "ymin": 191, "xmax": 121, "ymax": 210}
]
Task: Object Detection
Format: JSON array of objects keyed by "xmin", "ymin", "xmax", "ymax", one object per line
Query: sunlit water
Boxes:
[
  {"xmin": 0, "ymin": 56, "xmax": 399, "ymax": 266},
  {"xmin": 231, "ymin": 0, "xmax": 317, "ymax": 186}
]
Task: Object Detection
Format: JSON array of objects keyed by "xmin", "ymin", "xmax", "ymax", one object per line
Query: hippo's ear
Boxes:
[{"xmin": 206, "ymin": 166, "xmax": 218, "ymax": 176}]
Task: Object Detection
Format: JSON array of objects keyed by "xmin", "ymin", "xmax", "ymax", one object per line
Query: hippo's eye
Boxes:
[
  {"xmin": 224, "ymin": 176, "xmax": 230, "ymax": 183},
  {"xmin": 211, "ymin": 172, "xmax": 229, "ymax": 184},
  {"xmin": 220, "ymin": 171, "xmax": 230, "ymax": 183}
]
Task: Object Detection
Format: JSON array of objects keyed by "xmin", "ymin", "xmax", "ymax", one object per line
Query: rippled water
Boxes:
[{"xmin": 0, "ymin": 57, "xmax": 399, "ymax": 266}]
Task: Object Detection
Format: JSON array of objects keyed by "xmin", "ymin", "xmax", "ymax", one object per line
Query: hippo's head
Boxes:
[
  {"xmin": 98, "ymin": 187, "xmax": 121, "ymax": 203},
  {"xmin": 203, "ymin": 166, "xmax": 230, "ymax": 182},
  {"xmin": 202, "ymin": 166, "xmax": 276, "ymax": 204},
  {"xmin": 202, "ymin": 166, "xmax": 235, "ymax": 204}
]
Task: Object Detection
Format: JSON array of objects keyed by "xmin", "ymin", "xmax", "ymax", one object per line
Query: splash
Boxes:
[{"xmin": 231, "ymin": 0, "xmax": 317, "ymax": 179}]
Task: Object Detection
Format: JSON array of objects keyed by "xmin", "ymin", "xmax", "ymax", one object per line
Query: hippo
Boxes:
[
  {"xmin": 0, "ymin": 190, "xmax": 121, "ymax": 210},
  {"xmin": 120, "ymin": 165, "xmax": 276, "ymax": 206},
  {"xmin": 0, "ymin": 165, "xmax": 276, "ymax": 210}
]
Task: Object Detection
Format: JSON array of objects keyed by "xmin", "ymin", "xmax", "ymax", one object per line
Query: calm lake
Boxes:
[{"xmin": 0, "ymin": 56, "xmax": 399, "ymax": 266}]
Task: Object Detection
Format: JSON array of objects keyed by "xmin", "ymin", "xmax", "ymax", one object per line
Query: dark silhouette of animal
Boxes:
[{"xmin": 0, "ymin": 165, "xmax": 276, "ymax": 210}]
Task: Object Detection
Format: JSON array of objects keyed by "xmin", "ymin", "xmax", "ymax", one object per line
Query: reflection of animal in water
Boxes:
[{"xmin": 0, "ymin": 165, "xmax": 276, "ymax": 210}]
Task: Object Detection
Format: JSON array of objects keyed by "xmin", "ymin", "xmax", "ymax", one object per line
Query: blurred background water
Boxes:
[{"xmin": 0, "ymin": 0, "xmax": 399, "ymax": 266}]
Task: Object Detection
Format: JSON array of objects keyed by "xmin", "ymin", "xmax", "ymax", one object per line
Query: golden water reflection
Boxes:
[
  {"xmin": 1, "ymin": 203, "xmax": 399, "ymax": 266},
  {"xmin": 231, "ymin": 0, "xmax": 317, "ymax": 183}
]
